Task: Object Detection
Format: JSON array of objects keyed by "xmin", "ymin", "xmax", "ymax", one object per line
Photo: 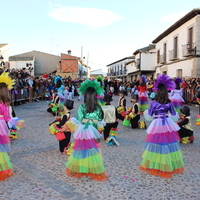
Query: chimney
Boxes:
[{"xmin": 68, "ymin": 50, "xmax": 71, "ymax": 55}]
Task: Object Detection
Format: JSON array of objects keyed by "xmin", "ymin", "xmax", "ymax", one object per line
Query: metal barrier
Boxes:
[{"xmin": 10, "ymin": 87, "xmax": 45, "ymax": 106}]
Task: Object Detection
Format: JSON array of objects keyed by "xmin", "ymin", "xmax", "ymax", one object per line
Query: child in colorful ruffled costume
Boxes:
[
  {"xmin": 117, "ymin": 90, "xmax": 126, "ymax": 120},
  {"xmin": 129, "ymin": 94, "xmax": 141, "ymax": 129},
  {"xmin": 96, "ymin": 76, "xmax": 106, "ymax": 106},
  {"xmin": 195, "ymin": 92, "xmax": 200, "ymax": 126},
  {"xmin": 54, "ymin": 76, "xmax": 65, "ymax": 115},
  {"xmin": 140, "ymin": 74, "xmax": 184, "ymax": 178},
  {"xmin": 49, "ymin": 99, "xmax": 74, "ymax": 153},
  {"xmin": 47, "ymin": 87, "xmax": 65, "ymax": 116},
  {"xmin": 170, "ymin": 77, "xmax": 184, "ymax": 115},
  {"xmin": 138, "ymin": 75, "xmax": 148, "ymax": 113},
  {"xmin": 177, "ymin": 106, "xmax": 194, "ymax": 144},
  {"xmin": 0, "ymin": 72, "xmax": 24, "ymax": 181},
  {"xmin": 65, "ymin": 79, "xmax": 108, "ymax": 181},
  {"xmin": 101, "ymin": 94, "xmax": 119, "ymax": 146}
]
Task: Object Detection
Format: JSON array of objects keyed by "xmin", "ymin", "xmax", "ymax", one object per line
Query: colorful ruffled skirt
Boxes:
[
  {"xmin": 0, "ymin": 120, "xmax": 14, "ymax": 181},
  {"xmin": 140, "ymin": 117, "xmax": 184, "ymax": 178},
  {"xmin": 138, "ymin": 92, "xmax": 149, "ymax": 112},
  {"xmin": 170, "ymin": 94, "xmax": 184, "ymax": 114},
  {"xmin": 66, "ymin": 123, "xmax": 108, "ymax": 181}
]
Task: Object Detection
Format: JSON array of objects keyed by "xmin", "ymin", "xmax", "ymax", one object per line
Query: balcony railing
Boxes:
[
  {"xmin": 108, "ymin": 72, "xmax": 116, "ymax": 76},
  {"xmin": 160, "ymin": 53, "xmax": 167, "ymax": 64},
  {"xmin": 168, "ymin": 49, "xmax": 179, "ymax": 61},
  {"xmin": 182, "ymin": 43, "xmax": 196, "ymax": 57}
]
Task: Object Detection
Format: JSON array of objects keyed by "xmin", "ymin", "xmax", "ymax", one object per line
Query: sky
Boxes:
[{"xmin": 1, "ymin": 0, "xmax": 200, "ymax": 72}]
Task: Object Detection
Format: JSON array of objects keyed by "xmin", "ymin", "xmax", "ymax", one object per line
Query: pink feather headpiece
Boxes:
[{"xmin": 153, "ymin": 74, "xmax": 175, "ymax": 91}]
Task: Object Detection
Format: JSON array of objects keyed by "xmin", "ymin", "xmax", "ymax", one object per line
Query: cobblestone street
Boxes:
[{"xmin": 0, "ymin": 96, "xmax": 200, "ymax": 200}]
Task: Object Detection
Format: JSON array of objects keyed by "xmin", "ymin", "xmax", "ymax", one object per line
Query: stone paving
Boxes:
[{"xmin": 0, "ymin": 95, "xmax": 200, "ymax": 200}]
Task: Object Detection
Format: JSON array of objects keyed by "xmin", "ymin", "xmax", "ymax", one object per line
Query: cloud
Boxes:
[
  {"xmin": 160, "ymin": 11, "xmax": 188, "ymax": 22},
  {"xmin": 48, "ymin": 4, "xmax": 123, "ymax": 28}
]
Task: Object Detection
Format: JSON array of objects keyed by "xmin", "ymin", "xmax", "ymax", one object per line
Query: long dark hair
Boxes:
[
  {"xmin": 140, "ymin": 82, "xmax": 146, "ymax": 87},
  {"xmin": 0, "ymin": 83, "xmax": 10, "ymax": 105},
  {"xmin": 155, "ymin": 83, "xmax": 170, "ymax": 104},
  {"xmin": 175, "ymin": 83, "xmax": 180, "ymax": 90},
  {"xmin": 55, "ymin": 79, "xmax": 62, "ymax": 88},
  {"xmin": 84, "ymin": 87, "xmax": 98, "ymax": 113}
]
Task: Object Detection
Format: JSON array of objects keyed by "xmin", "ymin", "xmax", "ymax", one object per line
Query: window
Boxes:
[
  {"xmin": 163, "ymin": 71, "xmax": 167, "ymax": 75},
  {"xmin": 174, "ymin": 37, "xmax": 178, "ymax": 58},
  {"xmin": 163, "ymin": 43, "xmax": 167, "ymax": 62},
  {"xmin": 188, "ymin": 27, "xmax": 193, "ymax": 49},
  {"xmin": 157, "ymin": 50, "xmax": 160, "ymax": 63},
  {"xmin": 176, "ymin": 69, "xmax": 182, "ymax": 78}
]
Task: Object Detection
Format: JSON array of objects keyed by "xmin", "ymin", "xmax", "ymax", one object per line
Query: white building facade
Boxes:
[
  {"xmin": 131, "ymin": 44, "xmax": 156, "ymax": 81},
  {"xmin": 107, "ymin": 56, "xmax": 135, "ymax": 81},
  {"xmin": 152, "ymin": 8, "xmax": 200, "ymax": 78},
  {"xmin": 0, "ymin": 44, "xmax": 10, "ymax": 68}
]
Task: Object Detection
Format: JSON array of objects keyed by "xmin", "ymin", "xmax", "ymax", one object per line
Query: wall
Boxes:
[
  {"xmin": 12, "ymin": 51, "xmax": 60, "ymax": 75},
  {"xmin": 140, "ymin": 51, "xmax": 157, "ymax": 71}
]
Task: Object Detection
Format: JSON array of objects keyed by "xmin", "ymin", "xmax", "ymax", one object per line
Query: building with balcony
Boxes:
[
  {"xmin": 152, "ymin": 8, "xmax": 200, "ymax": 78},
  {"xmin": 106, "ymin": 56, "xmax": 135, "ymax": 81},
  {"xmin": 131, "ymin": 44, "xmax": 156, "ymax": 80}
]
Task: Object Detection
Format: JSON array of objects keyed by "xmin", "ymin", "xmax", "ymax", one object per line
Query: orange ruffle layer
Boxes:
[
  {"xmin": 139, "ymin": 166, "xmax": 184, "ymax": 178},
  {"xmin": 66, "ymin": 168, "xmax": 108, "ymax": 181},
  {"xmin": 0, "ymin": 169, "xmax": 14, "ymax": 181}
]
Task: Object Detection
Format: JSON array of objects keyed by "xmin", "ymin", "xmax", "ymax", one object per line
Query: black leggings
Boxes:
[
  {"xmin": 103, "ymin": 122, "xmax": 118, "ymax": 140},
  {"xmin": 130, "ymin": 115, "xmax": 140, "ymax": 129},
  {"xmin": 59, "ymin": 132, "xmax": 71, "ymax": 152},
  {"xmin": 178, "ymin": 127, "xmax": 193, "ymax": 138}
]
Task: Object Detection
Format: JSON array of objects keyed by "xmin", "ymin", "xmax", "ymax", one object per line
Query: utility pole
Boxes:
[{"xmin": 87, "ymin": 51, "xmax": 89, "ymax": 78}]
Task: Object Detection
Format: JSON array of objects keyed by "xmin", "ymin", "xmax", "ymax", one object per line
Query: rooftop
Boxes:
[{"xmin": 152, "ymin": 8, "xmax": 200, "ymax": 43}]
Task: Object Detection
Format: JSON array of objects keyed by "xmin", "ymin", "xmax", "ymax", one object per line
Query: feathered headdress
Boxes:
[
  {"xmin": 174, "ymin": 77, "xmax": 182, "ymax": 84},
  {"xmin": 96, "ymin": 76, "xmax": 103, "ymax": 82},
  {"xmin": 140, "ymin": 75, "xmax": 147, "ymax": 83},
  {"xmin": 78, "ymin": 79, "xmax": 103, "ymax": 96},
  {"xmin": 54, "ymin": 76, "xmax": 63, "ymax": 85},
  {"xmin": 153, "ymin": 74, "xmax": 175, "ymax": 91},
  {"xmin": 0, "ymin": 72, "xmax": 15, "ymax": 90}
]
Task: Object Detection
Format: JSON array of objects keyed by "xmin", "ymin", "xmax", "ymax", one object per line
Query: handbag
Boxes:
[
  {"xmin": 122, "ymin": 119, "xmax": 130, "ymax": 126},
  {"xmin": 55, "ymin": 132, "xmax": 66, "ymax": 141}
]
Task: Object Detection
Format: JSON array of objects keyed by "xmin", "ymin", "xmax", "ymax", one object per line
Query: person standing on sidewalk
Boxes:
[{"xmin": 140, "ymin": 74, "xmax": 184, "ymax": 178}]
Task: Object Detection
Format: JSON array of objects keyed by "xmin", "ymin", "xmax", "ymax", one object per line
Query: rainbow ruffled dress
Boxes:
[
  {"xmin": 140, "ymin": 100, "xmax": 184, "ymax": 178},
  {"xmin": 170, "ymin": 89, "xmax": 184, "ymax": 114},
  {"xmin": 0, "ymin": 103, "xmax": 14, "ymax": 181},
  {"xmin": 66, "ymin": 104, "xmax": 108, "ymax": 181},
  {"xmin": 138, "ymin": 86, "xmax": 149, "ymax": 112}
]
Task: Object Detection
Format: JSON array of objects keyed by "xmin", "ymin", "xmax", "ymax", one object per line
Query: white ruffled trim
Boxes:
[
  {"xmin": 74, "ymin": 124, "xmax": 102, "ymax": 140},
  {"xmin": 143, "ymin": 110, "xmax": 154, "ymax": 121},
  {"xmin": 7, "ymin": 117, "xmax": 19, "ymax": 129}
]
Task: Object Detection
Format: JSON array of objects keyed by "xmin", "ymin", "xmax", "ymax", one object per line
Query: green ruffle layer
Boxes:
[
  {"xmin": 0, "ymin": 152, "xmax": 13, "ymax": 171},
  {"xmin": 140, "ymin": 150, "xmax": 184, "ymax": 172},
  {"xmin": 66, "ymin": 152, "xmax": 105, "ymax": 174}
]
